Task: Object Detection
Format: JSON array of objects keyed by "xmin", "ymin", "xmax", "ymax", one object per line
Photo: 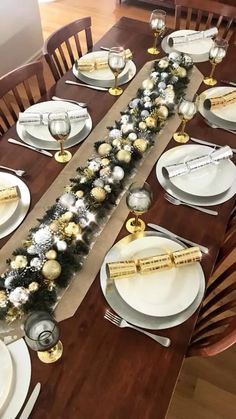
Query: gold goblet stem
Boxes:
[
  {"xmin": 180, "ymin": 119, "xmax": 187, "ymax": 135},
  {"xmin": 153, "ymin": 33, "xmax": 158, "ymax": 50},
  {"xmin": 114, "ymin": 74, "xmax": 118, "ymax": 90},
  {"xmin": 209, "ymin": 62, "xmax": 217, "ymax": 79},
  {"xmin": 59, "ymin": 140, "xmax": 64, "ymax": 156},
  {"xmin": 134, "ymin": 213, "xmax": 140, "ymax": 227}
]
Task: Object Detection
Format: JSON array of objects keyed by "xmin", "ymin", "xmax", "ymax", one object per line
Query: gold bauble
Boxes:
[
  {"xmin": 177, "ymin": 66, "xmax": 187, "ymax": 78},
  {"xmin": 158, "ymin": 59, "xmax": 169, "ymax": 69},
  {"xmin": 42, "ymin": 260, "xmax": 61, "ymax": 280},
  {"xmin": 50, "ymin": 221, "xmax": 58, "ymax": 233},
  {"xmin": 10, "ymin": 255, "xmax": 28, "ymax": 269},
  {"xmin": 101, "ymin": 158, "xmax": 110, "ymax": 167},
  {"xmin": 98, "ymin": 143, "xmax": 112, "ymax": 156},
  {"xmin": 116, "ymin": 150, "xmax": 131, "ymax": 163},
  {"xmin": 145, "ymin": 116, "xmax": 157, "ymax": 129},
  {"xmin": 157, "ymin": 105, "xmax": 169, "ymax": 120},
  {"xmin": 64, "ymin": 222, "xmax": 81, "ymax": 237},
  {"xmin": 138, "ymin": 121, "xmax": 147, "ymax": 131},
  {"xmin": 28, "ymin": 282, "xmax": 39, "ymax": 292},
  {"xmin": 75, "ymin": 190, "xmax": 84, "ymax": 198},
  {"xmin": 155, "ymin": 97, "xmax": 164, "ymax": 106},
  {"xmin": 133, "ymin": 139, "xmax": 148, "ymax": 153},
  {"xmin": 112, "ymin": 139, "xmax": 121, "ymax": 147},
  {"xmin": 142, "ymin": 78, "xmax": 154, "ymax": 90},
  {"xmin": 46, "ymin": 249, "xmax": 57, "ymax": 260},
  {"xmin": 6, "ymin": 307, "xmax": 23, "ymax": 323},
  {"xmin": 90, "ymin": 187, "xmax": 106, "ymax": 202},
  {"xmin": 0, "ymin": 290, "xmax": 7, "ymax": 308}
]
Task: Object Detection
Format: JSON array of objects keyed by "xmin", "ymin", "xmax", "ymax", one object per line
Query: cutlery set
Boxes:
[
  {"xmin": 19, "ymin": 383, "xmax": 41, "ymax": 419},
  {"xmin": 7, "ymin": 138, "xmax": 53, "ymax": 157}
]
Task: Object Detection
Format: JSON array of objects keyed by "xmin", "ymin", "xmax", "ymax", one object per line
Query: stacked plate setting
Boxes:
[
  {"xmin": 73, "ymin": 51, "xmax": 136, "ymax": 88},
  {"xmin": 100, "ymin": 232, "xmax": 205, "ymax": 330},
  {"xmin": 17, "ymin": 101, "xmax": 92, "ymax": 151}
]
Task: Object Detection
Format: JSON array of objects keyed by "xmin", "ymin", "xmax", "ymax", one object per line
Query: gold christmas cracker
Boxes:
[
  {"xmin": 106, "ymin": 247, "xmax": 202, "ymax": 280},
  {"xmin": 0, "ymin": 186, "xmax": 19, "ymax": 204},
  {"xmin": 76, "ymin": 49, "xmax": 133, "ymax": 72},
  {"xmin": 204, "ymin": 90, "xmax": 236, "ymax": 110}
]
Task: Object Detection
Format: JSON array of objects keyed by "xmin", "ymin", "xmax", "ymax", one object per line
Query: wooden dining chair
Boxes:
[
  {"xmin": 0, "ymin": 61, "xmax": 46, "ymax": 136},
  {"xmin": 187, "ymin": 209, "xmax": 236, "ymax": 357},
  {"xmin": 174, "ymin": 0, "xmax": 236, "ymax": 43},
  {"xmin": 43, "ymin": 17, "xmax": 93, "ymax": 82}
]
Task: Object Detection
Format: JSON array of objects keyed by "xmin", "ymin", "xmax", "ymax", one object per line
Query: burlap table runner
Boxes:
[{"xmin": 0, "ymin": 61, "xmax": 203, "ymax": 340}]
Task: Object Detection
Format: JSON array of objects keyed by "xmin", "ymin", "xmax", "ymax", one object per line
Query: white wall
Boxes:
[{"xmin": 0, "ymin": 0, "xmax": 44, "ymax": 76}]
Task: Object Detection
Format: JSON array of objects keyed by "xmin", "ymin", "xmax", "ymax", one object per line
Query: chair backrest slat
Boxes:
[{"xmin": 43, "ymin": 17, "xmax": 93, "ymax": 82}]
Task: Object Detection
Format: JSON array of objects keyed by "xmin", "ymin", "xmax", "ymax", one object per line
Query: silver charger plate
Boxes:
[
  {"xmin": 156, "ymin": 147, "xmax": 236, "ymax": 207},
  {"xmin": 16, "ymin": 115, "xmax": 92, "ymax": 151},
  {"xmin": 0, "ymin": 173, "xmax": 31, "ymax": 239},
  {"xmin": 100, "ymin": 231, "xmax": 205, "ymax": 330},
  {"xmin": 72, "ymin": 60, "xmax": 137, "ymax": 88}
]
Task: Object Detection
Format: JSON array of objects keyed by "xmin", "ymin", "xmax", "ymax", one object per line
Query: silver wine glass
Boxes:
[{"xmin": 48, "ymin": 112, "xmax": 72, "ymax": 163}]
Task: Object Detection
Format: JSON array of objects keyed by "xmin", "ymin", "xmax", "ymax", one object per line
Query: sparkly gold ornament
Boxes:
[
  {"xmin": 64, "ymin": 222, "xmax": 81, "ymax": 238},
  {"xmin": 156, "ymin": 105, "xmax": 169, "ymax": 120},
  {"xmin": 42, "ymin": 260, "xmax": 61, "ymax": 280},
  {"xmin": 138, "ymin": 121, "xmax": 147, "ymax": 131},
  {"xmin": 84, "ymin": 168, "xmax": 94, "ymax": 178},
  {"xmin": 64, "ymin": 185, "xmax": 72, "ymax": 192},
  {"xmin": 145, "ymin": 116, "xmax": 157, "ymax": 129},
  {"xmin": 50, "ymin": 221, "xmax": 58, "ymax": 233},
  {"xmin": 10, "ymin": 255, "xmax": 28, "ymax": 269},
  {"xmin": 0, "ymin": 290, "xmax": 7, "ymax": 308},
  {"xmin": 158, "ymin": 59, "xmax": 169, "ymax": 69},
  {"xmin": 75, "ymin": 190, "xmax": 84, "ymax": 198},
  {"xmin": 155, "ymin": 97, "xmax": 164, "ymax": 106},
  {"xmin": 60, "ymin": 211, "xmax": 73, "ymax": 222},
  {"xmin": 98, "ymin": 143, "xmax": 112, "ymax": 156},
  {"xmin": 176, "ymin": 66, "xmax": 187, "ymax": 78},
  {"xmin": 46, "ymin": 249, "xmax": 57, "ymax": 260},
  {"xmin": 28, "ymin": 282, "xmax": 39, "ymax": 292},
  {"xmin": 90, "ymin": 187, "xmax": 106, "ymax": 202},
  {"xmin": 22, "ymin": 239, "xmax": 32, "ymax": 248},
  {"xmin": 101, "ymin": 158, "xmax": 110, "ymax": 167},
  {"xmin": 44, "ymin": 278, "xmax": 56, "ymax": 291},
  {"xmin": 142, "ymin": 78, "xmax": 154, "ymax": 90},
  {"xmin": 6, "ymin": 307, "xmax": 23, "ymax": 323},
  {"xmin": 112, "ymin": 139, "xmax": 121, "ymax": 147},
  {"xmin": 116, "ymin": 150, "xmax": 131, "ymax": 163},
  {"xmin": 133, "ymin": 139, "xmax": 148, "ymax": 153}
]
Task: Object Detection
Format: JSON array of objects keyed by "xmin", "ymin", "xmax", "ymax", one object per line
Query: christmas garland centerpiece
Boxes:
[{"xmin": 0, "ymin": 52, "xmax": 193, "ymax": 323}]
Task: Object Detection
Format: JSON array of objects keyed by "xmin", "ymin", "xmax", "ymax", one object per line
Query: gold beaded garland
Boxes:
[
  {"xmin": 42, "ymin": 260, "xmax": 61, "ymax": 280},
  {"xmin": 116, "ymin": 150, "xmax": 131, "ymax": 163},
  {"xmin": 90, "ymin": 187, "xmax": 106, "ymax": 202},
  {"xmin": 28, "ymin": 282, "xmax": 39, "ymax": 292},
  {"xmin": 46, "ymin": 249, "xmax": 57, "ymax": 260},
  {"xmin": 133, "ymin": 139, "xmax": 148, "ymax": 153},
  {"xmin": 98, "ymin": 143, "xmax": 112, "ymax": 156}
]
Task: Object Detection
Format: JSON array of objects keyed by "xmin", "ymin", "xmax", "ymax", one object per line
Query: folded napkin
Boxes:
[
  {"xmin": 162, "ymin": 146, "xmax": 233, "ymax": 179},
  {"xmin": 0, "ymin": 186, "xmax": 19, "ymax": 204},
  {"xmin": 18, "ymin": 108, "xmax": 88, "ymax": 125},
  {"xmin": 168, "ymin": 27, "xmax": 218, "ymax": 47},
  {"xmin": 76, "ymin": 49, "xmax": 133, "ymax": 72},
  {"xmin": 204, "ymin": 90, "xmax": 236, "ymax": 110},
  {"xmin": 106, "ymin": 246, "xmax": 202, "ymax": 280}
]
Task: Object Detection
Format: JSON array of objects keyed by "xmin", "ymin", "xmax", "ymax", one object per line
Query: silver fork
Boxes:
[
  {"xmin": 205, "ymin": 119, "xmax": 236, "ymax": 135},
  {"xmin": 51, "ymin": 96, "xmax": 87, "ymax": 108},
  {"xmin": 104, "ymin": 310, "xmax": 171, "ymax": 347},
  {"xmin": 165, "ymin": 193, "xmax": 218, "ymax": 216},
  {"xmin": 0, "ymin": 165, "xmax": 26, "ymax": 177}
]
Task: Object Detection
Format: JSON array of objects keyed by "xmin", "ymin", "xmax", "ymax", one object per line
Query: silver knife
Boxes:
[
  {"xmin": 147, "ymin": 223, "xmax": 209, "ymax": 254},
  {"xmin": 65, "ymin": 80, "xmax": 108, "ymax": 91},
  {"xmin": 8, "ymin": 138, "xmax": 53, "ymax": 157},
  {"xmin": 19, "ymin": 382, "xmax": 41, "ymax": 419},
  {"xmin": 190, "ymin": 137, "xmax": 236, "ymax": 153},
  {"xmin": 221, "ymin": 80, "xmax": 236, "ymax": 87}
]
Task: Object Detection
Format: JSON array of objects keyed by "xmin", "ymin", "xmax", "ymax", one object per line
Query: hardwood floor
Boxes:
[{"xmin": 38, "ymin": 1, "xmax": 236, "ymax": 418}]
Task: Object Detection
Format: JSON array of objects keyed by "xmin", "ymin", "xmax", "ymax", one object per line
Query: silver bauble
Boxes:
[
  {"xmin": 59, "ymin": 192, "xmax": 76, "ymax": 209},
  {"xmin": 160, "ymin": 72, "xmax": 169, "ymax": 81},
  {"xmin": 141, "ymin": 110, "xmax": 149, "ymax": 118},
  {"xmin": 143, "ymin": 89, "xmax": 151, "ymax": 96},
  {"xmin": 112, "ymin": 166, "xmax": 125, "ymax": 181},
  {"xmin": 129, "ymin": 98, "xmax": 140, "ymax": 108},
  {"xmin": 87, "ymin": 160, "xmax": 101, "ymax": 172},
  {"xmin": 144, "ymin": 102, "xmax": 152, "ymax": 109},
  {"xmin": 30, "ymin": 257, "xmax": 42, "ymax": 269},
  {"xmin": 120, "ymin": 114, "xmax": 129, "ymax": 124},
  {"xmin": 33, "ymin": 227, "xmax": 53, "ymax": 248},
  {"xmin": 158, "ymin": 81, "xmax": 166, "ymax": 90},
  {"xmin": 93, "ymin": 178, "xmax": 105, "ymax": 188},
  {"xmin": 56, "ymin": 240, "xmax": 67, "ymax": 252},
  {"xmin": 128, "ymin": 132, "xmax": 137, "ymax": 141},
  {"xmin": 168, "ymin": 51, "xmax": 182, "ymax": 64},
  {"xmin": 109, "ymin": 129, "xmax": 122, "ymax": 140},
  {"xmin": 181, "ymin": 54, "xmax": 193, "ymax": 69}
]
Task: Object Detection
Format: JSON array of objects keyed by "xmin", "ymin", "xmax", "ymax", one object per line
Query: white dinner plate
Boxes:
[
  {"xmin": 1, "ymin": 339, "xmax": 31, "ymax": 419},
  {"xmin": 200, "ymin": 86, "xmax": 236, "ymax": 125},
  {"xmin": 73, "ymin": 59, "xmax": 136, "ymax": 88},
  {"xmin": 161, "ymin": 30, "xmax": 213, "ymax": 63},
  {"xmin": 112, "ymin": 235, "xmax": 200, "ymax": 317},
  {"xmin": 0, "ymin": 173, "xmax": 19, "ymax": 226},
  {"xmin": 0, "ymin": 340, "xmax": 13, "ymax": 413},
  {"xmin": 0, "ymin": 173, "xmax": 31, "ymax": 239},
  {"xmin": 156, "ymin": 146, "xmax": 236, "ymax": 206},
  {"xmin": 20, "ymin": 101, "xmax": 88, "ymax": 142},
  {"xmin": 100, "ymin": 231, "xmax": 205, "ymax": 330},
  {"xmin": 164, "ymin": 145, "xmax": 236, "ymax": 197}
]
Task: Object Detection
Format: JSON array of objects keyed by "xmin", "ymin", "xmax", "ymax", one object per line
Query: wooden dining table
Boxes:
[{"xmin": 0, "ymin": 17, "xmax": 235, "ymax": 419}]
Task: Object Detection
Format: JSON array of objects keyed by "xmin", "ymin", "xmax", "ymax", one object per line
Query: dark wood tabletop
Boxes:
[{"xmin": 1, "ymin": 17, "xmax": 235, "ymax": 419}]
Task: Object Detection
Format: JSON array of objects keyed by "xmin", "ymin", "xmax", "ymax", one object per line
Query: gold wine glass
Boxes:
[
  {"xmin": 48, "ymin": 112, "xmax": 72, "ymax": 163},
  {"xmin": 126, "ymin": 182, "xmax": 153, "ymax": 234},
  {"xmin": 24, "ymin": 311, "xmax": 63, "ymax": 364},
  {"xmin": 147, "ymin": 9, "xmax": 166, "ymax": 55},
  {"xmin": 108, "ymin": 47, "xmax": 126, "ymax": 96},
  {"xmin": 173, "ymin": 98, "xmax": 197, "ymax": 143},
  {"xmin": 203, "ymin": 39, "xmax": 228, "ymax": 86}
]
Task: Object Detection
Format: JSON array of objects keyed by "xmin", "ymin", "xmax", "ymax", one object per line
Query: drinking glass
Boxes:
[
  {"xmin": 126, "ymin": 182, "xmax": 153, "ymax": 233},
  {"xmin": 48, "ymin": 112, "xmax": 72, "ymax": 163},
  {"xmin": 147, "ymin": 9, "xmax": 166, "ymax": 55},
  {"xmin": 24, "ymin": 311, "xmax": 63, "ymax": 363},
  {"xmin": 203, "ymin": 39, "xmax": 228, "ymax": 86},
  {"xmin": 108, "ymin": 47, "xmax": 126, "ymax": 96},
  {"xmin": 173, "ymin": 98, "xmax": 197, "ymax": 143}
]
